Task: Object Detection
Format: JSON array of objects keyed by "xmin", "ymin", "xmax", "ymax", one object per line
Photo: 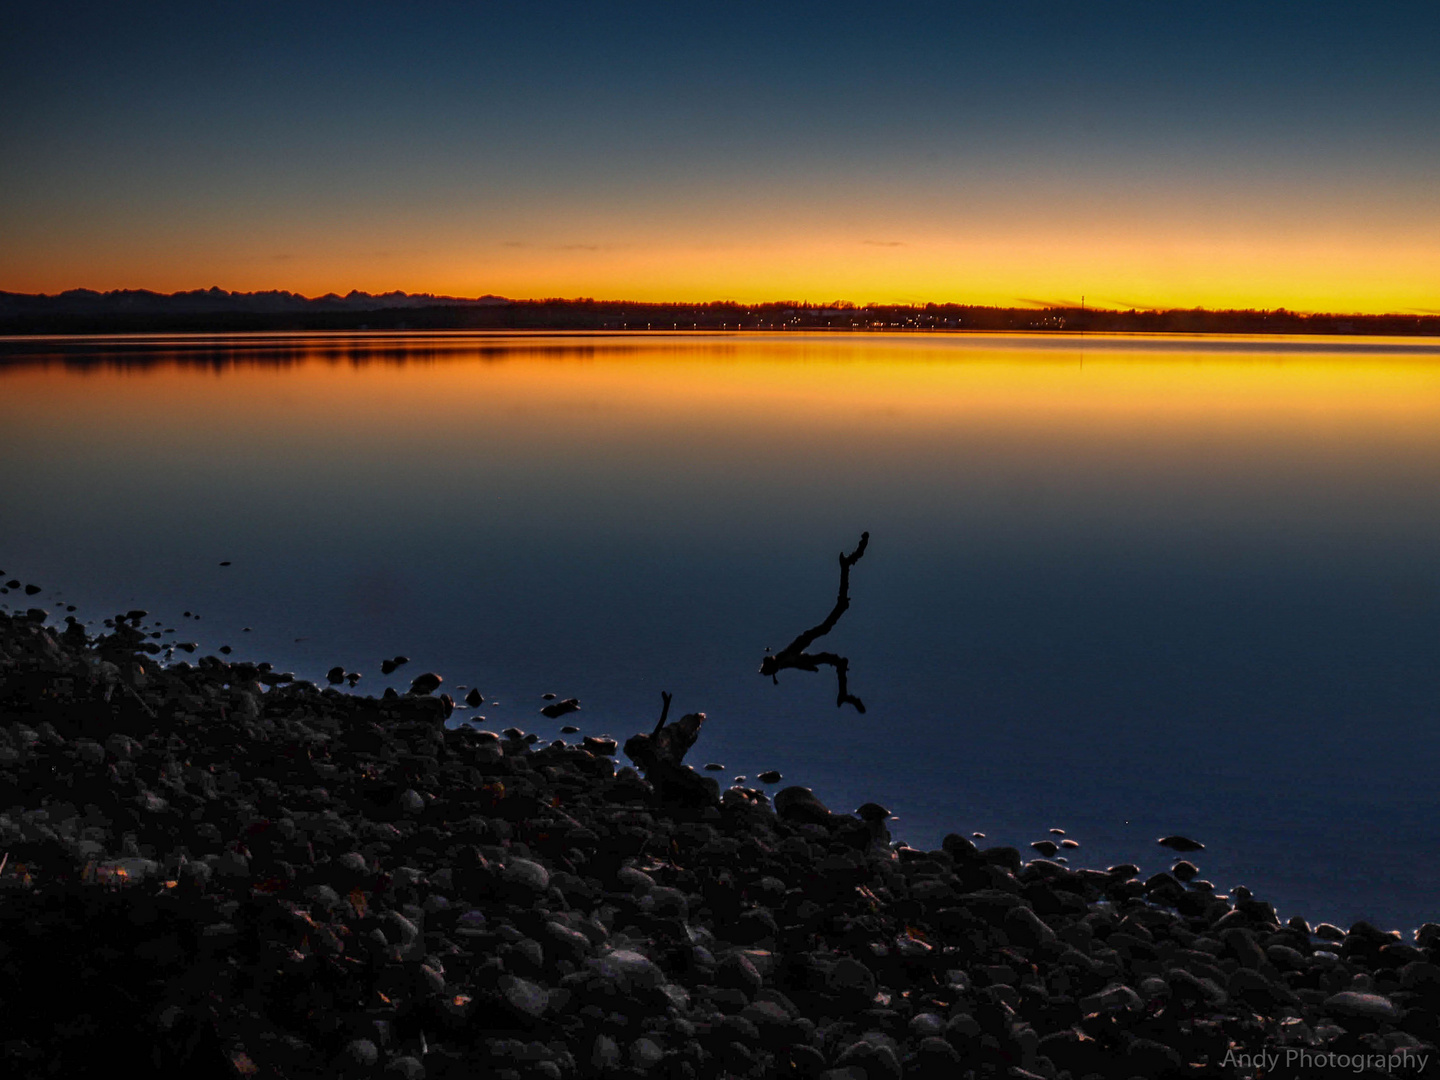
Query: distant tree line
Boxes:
[{"xmin": 0, "ymin": 289, "xmax": 1434, "ymax": 336}]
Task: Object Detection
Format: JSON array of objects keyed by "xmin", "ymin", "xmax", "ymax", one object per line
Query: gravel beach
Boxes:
[{"xmin": 1, "ymin": 604, "xmax": 1437, "ymax": 1079}]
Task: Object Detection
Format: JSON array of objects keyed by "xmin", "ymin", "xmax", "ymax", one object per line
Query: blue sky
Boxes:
[{"xmin": 4, "ymin": 2, "xmax": 1437, "ymax": 308}]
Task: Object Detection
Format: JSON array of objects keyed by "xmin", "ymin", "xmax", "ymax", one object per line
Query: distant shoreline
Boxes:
[{"xmin": 1, "ymin": 289, "xmax": 1436, "ymax": 337}]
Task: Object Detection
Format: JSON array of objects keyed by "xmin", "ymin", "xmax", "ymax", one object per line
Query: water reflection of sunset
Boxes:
[
  {"xmin": 5, "ymin": 331, "xmax": 1440, "ymax": 932},
  {"xmin": 6, "ymin": 334, "xmax": 1440, "ymax": 445}
]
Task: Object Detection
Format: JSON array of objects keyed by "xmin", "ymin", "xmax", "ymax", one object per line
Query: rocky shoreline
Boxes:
[{"xmin": 1, "ymin": 604, "xmax": 1437, "ymax": 1079}]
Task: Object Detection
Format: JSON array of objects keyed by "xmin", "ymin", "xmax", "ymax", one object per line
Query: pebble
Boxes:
[
  {"xmin": 591, "ymin": 1036, "xmax": 621, "ymax": 1071},
  {"xmin": 336, "ymin": 851, "xmax": 368, "ymax": 875},
  {"xmin": 504, "ymin": 858, "xmax": 551, "ymax": 895},
  {"xmin": 909, "ymin": 1012, "xmax": 945, "ymax": 1038},
  {"xmin": 1324, "ymin": 991, "xmax": 1399, "ymax": 1022},
  {"xmin": 591, "ymin": 948, "xmax": 665, "ymax": 992},
  {"xmin": 629, "ymin": 1037, "xmax": 664, "ymax": 1071},
  {"xmin": 344, "ymin": 1039, "xmax": 379, "ymax": 1067},
  {"xmin": 617, "ymin": 866, "xmax": 655, "ymax": 892},
  {"xmin": 1158, "ymin": 834, "xmax": 1204, "ymax": 852},
  {"xmin": 582, "ymin": 735, "xmax": 617, "ymax": 755},
  {"xmin": 501, "ymin": 975, "xmax": 550, "ymax": 1019},
  {"xmin": 464, "ymin": 688, "xmax": 483, "ymax": 707},
  {"xmin": 716, "ymin": 951, "xmax": 762, "ymax": 996}
]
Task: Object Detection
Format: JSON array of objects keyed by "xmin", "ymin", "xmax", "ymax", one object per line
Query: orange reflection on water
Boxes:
[{"xmin": 5, "ymin": 333, "xmax": 1440, "ymax": 454}]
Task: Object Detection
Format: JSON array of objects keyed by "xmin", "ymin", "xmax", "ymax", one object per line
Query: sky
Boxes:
[{"xmin": 2, "ymin": 2, "xmax": 1438, "ymax": 312}]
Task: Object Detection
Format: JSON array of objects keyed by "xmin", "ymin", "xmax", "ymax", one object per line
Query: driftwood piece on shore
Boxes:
[
  {"xmin": 760, "ymin": 531, "xmax": 869, "ymax": 712},
  {"xmin": 623, "ymin": 692, "xmax": 718, "ymax": 807}
]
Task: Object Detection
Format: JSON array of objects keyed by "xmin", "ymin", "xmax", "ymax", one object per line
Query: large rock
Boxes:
[
  {"xmin": 589, "ymin": 949, "xmax": 666, "ymax": 993},
  {"xmin": 1324, "ymin": 991, "xmax": 1399, "ymax": 1025},
  {"xmin": 773, "ymin": 786, "xmax": 833, "ymax": 825},
  {"xmin": 499, "ymin": 975, "xmax": 549, "ymax": 1021},
  {"xmin": 503, "ymin": 858, "xmax": 551, "ymax": 896}
]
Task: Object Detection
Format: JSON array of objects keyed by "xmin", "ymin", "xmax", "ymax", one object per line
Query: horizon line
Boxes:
[{"xmin": 3, "ymin": 286, "xmax": 1437, "ymax": 320}]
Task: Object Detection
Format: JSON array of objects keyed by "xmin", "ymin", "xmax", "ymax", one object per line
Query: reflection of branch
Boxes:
[{"xmin": 760, "ymin": 532, "xmax": 869, "ymax": 712}]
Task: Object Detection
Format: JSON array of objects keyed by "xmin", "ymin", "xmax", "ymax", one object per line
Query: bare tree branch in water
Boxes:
[{"xmin": 760, "ymin": 531, "xmax": 869, "ymax": 712}]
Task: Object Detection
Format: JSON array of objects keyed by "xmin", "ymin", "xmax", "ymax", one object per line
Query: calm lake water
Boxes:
[{"xmin": 3, "ymin": 331, "xmax": 1439, "ymax": 930}]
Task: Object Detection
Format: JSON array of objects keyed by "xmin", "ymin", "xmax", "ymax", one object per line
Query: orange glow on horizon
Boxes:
[{"xmin": 5, "ymin": 185, "xmax": 1436, "ymax": 315}]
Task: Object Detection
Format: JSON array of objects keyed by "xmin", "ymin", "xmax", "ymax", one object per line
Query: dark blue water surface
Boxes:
[{"xmin": 2, "ymin": 331, "xmax": 1438, "ymax": 930}]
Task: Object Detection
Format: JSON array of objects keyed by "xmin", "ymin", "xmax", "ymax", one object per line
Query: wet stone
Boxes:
[
  {"xmin": 591, "ymin": 949, "xmax": 665, "ymax": 992},
  {"xmin": 582, "ymin": 735, "xmax": 617, "ymax": 755},
  {"xmin": 504, "ymin": 858, "xmax": 551, "ymax": 895},
  {"xmin": 716, "ymin": 952, "xmax": 763, "ymax": 997},
  {"xmin": 773, "ymin": 786, "xmax": 832, "ymax": 825},
  {"xmin": 501, "ymin": 975, "xmax": 549, "ymax": 1020},
  {"xmin": 344, "ymin": 1039, "xmax": 379, "ymax": 1067},
  {"xmin": 590, "ymin": 1035, "xmax": 621, "ymax": 1071},
  {"xmin": 909, "ymin": 1012, "xmax": 945, "ymax": 1038},
  {"xmin": 852, "ymin": 800, "xmax": 887, "ymax": 823},
  {"xmin": 1324, "ymin": 991, "xmax": 1399, "ymax": 1023},
  {"xmin": 1158, "ymin": 835, "xmax": 1204, "ymax": 852},
  {"xmin": 629, "ymin": 1037, "xmax": 664, "ymax": 1071}
]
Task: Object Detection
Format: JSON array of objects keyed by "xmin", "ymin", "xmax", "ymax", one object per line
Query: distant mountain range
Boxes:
[{"xmin": 0, "ymin": 287, "xmax": 509, "ymax": 317}]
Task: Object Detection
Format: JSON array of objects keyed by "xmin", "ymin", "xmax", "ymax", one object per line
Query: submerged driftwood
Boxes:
[{"xmin": 760, "ymin": 531, "xmax": 869, "ymax": 712}]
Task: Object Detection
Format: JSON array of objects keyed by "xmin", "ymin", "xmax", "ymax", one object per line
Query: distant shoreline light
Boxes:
[{"xmin": 0, "ymin": 288, "xmax": 1436, "ymax": 337}]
